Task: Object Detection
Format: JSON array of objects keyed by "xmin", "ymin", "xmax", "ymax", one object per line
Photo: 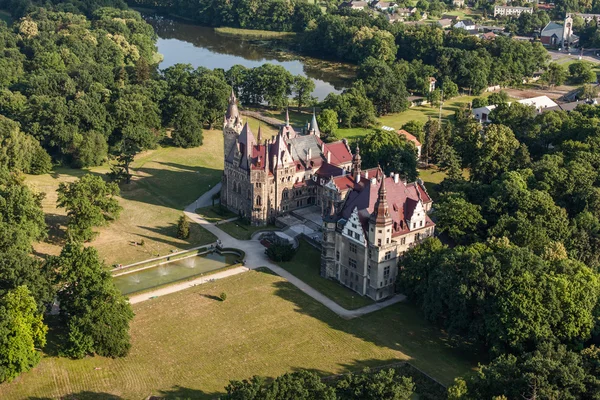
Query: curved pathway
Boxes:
[{"xmin": 133, "ymin": 183, "xmax": 405, "ymax": 319}]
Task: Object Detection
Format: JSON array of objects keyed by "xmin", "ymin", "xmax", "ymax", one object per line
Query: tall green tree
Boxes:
[
  {"xmin": 336, "ymin": 368, "xmax": 414, "ymax": 400},
  {"xmin": 53, "ymin": 242, "xmax": 134, "ymax": 359},
  {"xmin": 292, "ymin": 76, "xmax": 315, "ymax": 111},
  {"xmin": 471, "ymin": 124, "xmax": 520, "ymax": 183},
  {"xmin": 360, "ymin": 129, "xmax": 418, "ymax": 181},
  {"xmin": 0, "ymin": 286, "xmax": 47, "ymax": 383},
  {"xmin": 432, "ymin": 193, "xmax": 485, "ymax": 244},
  {"xmin": 57, "ymin": 174, "xmax": 122, "ymax": 242}
]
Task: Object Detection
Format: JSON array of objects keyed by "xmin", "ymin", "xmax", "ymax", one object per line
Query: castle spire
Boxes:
[
  {"xmin": 352, "ymin": 144, "xmax": 362, "ymax": 180},
  {"xmin": 310, "ymin": 108, "xmax": 320, "ymax": 137},
  {"xmin": 225, "ymin": 88, "xmax": 239, "ymax": 120},
  {"xmin": 285, "ymin": 107, "xmax": 290, "ymax": 127},
  {"xmin": 257, "ymin": 123, "xmax": 262, "ymax": 142},
  {"xmin": 370, "ymin": 173, "xmax": 392, "ymax": 227}
]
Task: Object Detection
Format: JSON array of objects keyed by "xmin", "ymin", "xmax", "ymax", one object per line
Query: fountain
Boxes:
[{"xmin": 113, "ymin": 251, "xmax": 239, "ymax": 295}]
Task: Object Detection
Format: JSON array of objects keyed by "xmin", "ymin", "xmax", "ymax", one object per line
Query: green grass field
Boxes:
[
  {"xmin": 26, "ymin": 129, "xmax": 225, "ymax": 266},
  {"xmin": 217, "ymin": 220, "xmax": 279, "ymax": 240},
  {"xmin": 275, "ymin": 240, "xmax": 374, "ymax": 310},
  {"xmin": 0, "ymin": 270, "xmax": 475, "ymax": 399},
  {"xmin": 214, "ymin": 26, "xmax": 296, "ymax": 39},
  {"xmin": 196, "ymin": 205, "xmax": 237, "ymax": 223}
]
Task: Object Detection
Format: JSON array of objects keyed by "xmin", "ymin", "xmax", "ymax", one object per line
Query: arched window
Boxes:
[{"xmin": 256, "ymin": 196, "xmax": 262, "ymax": 206}]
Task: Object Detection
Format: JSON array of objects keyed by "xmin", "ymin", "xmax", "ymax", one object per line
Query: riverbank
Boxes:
[{"xmin": 214, "ymin": 26, "xmax": 296, "ymax": 39}]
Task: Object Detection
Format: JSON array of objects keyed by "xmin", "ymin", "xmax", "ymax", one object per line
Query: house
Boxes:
[
  {"xmin": 441, "ymin": 14, "xmax": 460, "ymax": 22},
  {"xmin": 471, "ymin": 95, "xmax": 558, "ymax": 122},
  {"xmin": 493, "ymin": 6, "xmax": 533, "ymax": 17},
  {"xmin": 480, "ymin": 31, "xmax": 496, "ymax": 40},
  {"xmin": 386, "ymin": 13, "xmax": 404, "ymax": 23},
  {"xmin": 339, "ymin": 0, "xmax": 369, "ymax": 10},
  {"xmin": 454, "ymin": 19, "xmax": 476, "ymax": 30},
  {"xmin": 372, "ymin": 1, "xmax": 398, "ymax": 11},
  {"xmin": 407, "ymin": 95, "xmax": 427, "ymax": 107},
  {"xmin": 541, "ymin": 16, "xmax": 577, "ymax": 47},
  {"xmin": 437, "ymin": 18, "xmax": 453, "ymax": 28},
  {"xmin": 397, "ymin": 129, "xmax": 422, "ymax": 158},
  {"xmin": 320, "ymin": 165, "xmax": 435, "ymax": 300},
  {"xmin": 452, "ymin": 0, "xmax": 465, "ymax": 7}
]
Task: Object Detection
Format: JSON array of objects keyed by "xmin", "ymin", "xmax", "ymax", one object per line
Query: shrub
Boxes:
[
  {"xmin": 219, "ymin": 292, "xmax": 227, "ymax": 301},
  {"xmin": 265, "ymin": 242, "xmax": 296, "ymax": 262}
]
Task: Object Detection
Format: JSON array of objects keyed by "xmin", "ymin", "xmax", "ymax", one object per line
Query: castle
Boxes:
[{"xmin": 221, "ymin": 91, "xmax": 435, "ymax": 300}]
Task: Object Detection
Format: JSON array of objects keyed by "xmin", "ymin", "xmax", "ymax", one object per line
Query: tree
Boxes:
[
  {"xmin": 487, "ymin": 90, "xmax": 509, "ymax": 106},
  {"xmin": 223, "ymin": 370, "xmax": 336, "ymax": 400},
  {"xmin": 0, "ymin": 117, "xmax": 51, "ymax": 175},
  {"xmin": 134, "ymin": 57, "xmax": 150, "ymax": 84},
  {"xmin": 428, "ymin": 88, "xmax": 442, "ymax": 108},
  {"xmin": 57, "ymin": 174, "xmax": 122, "ymax": 242},
  {"xmin": 401, "ymin": 120, "xmax": 424, "ymax": 143},
  {"xmin": 336, "ymin": 368, "xmax": 414, "ymax": 400},
  {"xmin": 292, "ymin": 76, "xmax": 315, "ymax": 111},
  {"xmin": 541, "ymin": 62, "xmax": 567, "ymax": 87},
  {"xmin": 317, "ymin": 109, "xmax": 338, "ymax": 141},
  {"xmin": 177, "ymin": 215, "xmax": 190, "ymax": 239},
  {"xmin": 580, "ymin": 83, "xmax": 599, "ymax": 100},
  {"xmin": 360, "ymin": 129, "xmax": 418, "ymax": 181},
  {"xmin": 168, "ymin": 95, "xmax": 203, "ymax": 148},
  {"xmin": 450, "ymin": 344, "xmax": 600, "ymax": 399},
  {"xmin": 432, "ymin": 193, "xmax": 485, "ymax": 244},
  {"xmin": 442, "ymin": 80, "xmax": 459, "ymax": 100},
  {"xmin": 569, "ymin": 61, "xmax": 597, "ymax": 84},
  {"xmin": 471, "ymin": 124, "xmax": 520, "ymax": 183},
  {"xmin": 265, "ymin": 241, "xmax": 296, "ymax": 262},
  {"xmin": 423, "ymin": 118, "xmax": 440, "ymax": 165},
  {"xmin": 53, "ymin": 242, "xmax": 134, "ymax": 359},
  {"xmin": 471, "ymin": 97, "xmax": 488, "ymax": 108},
  {"xmin": 0, "ymin": 286, "xmax": 47, "ymax": 383}
]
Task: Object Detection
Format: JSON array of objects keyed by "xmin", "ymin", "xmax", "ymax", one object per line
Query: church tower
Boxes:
[
  {"xmin": 223, "ymin": 89, "xmax": 243, "ymax": 161},
  {"xmin": 563, "ymin": 15, "xmax": 573, "ymax": 48}
]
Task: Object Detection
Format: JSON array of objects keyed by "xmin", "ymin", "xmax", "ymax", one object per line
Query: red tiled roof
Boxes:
[
  {"xmin": 323, "ymin": 142, "xmax": 352, "ymax": 165},
  {"xmin": 397, "ymin": 129, "xmax": 421, "ymax": 147}
]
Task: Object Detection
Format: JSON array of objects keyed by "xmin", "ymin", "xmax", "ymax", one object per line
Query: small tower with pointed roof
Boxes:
[
  {"xmin": 351, "ymin": 144, "xmax": 362, "ymax": 181},
  {"xmin": 320, "ymin": 200, "xmax": 338, "ymax": 278},
  {"xmin": 368, "ymin": 174, "xmax": 393, "ymax": 247},
  {"xmin": 308, "ymin": 108, "xmax": 321, "ymax": 137},
  {"xmin": 223, "ymin": 89, "xmax": 243, "ymax": 162}
]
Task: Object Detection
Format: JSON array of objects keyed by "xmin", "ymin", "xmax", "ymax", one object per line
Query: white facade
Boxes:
[
  {"xmin": 472, "ymin": 96, "xmax": 558, "ymax": 122},
  {"xmin": 494, "ymin": 6, "xmax": 533, "ymax": 17}
]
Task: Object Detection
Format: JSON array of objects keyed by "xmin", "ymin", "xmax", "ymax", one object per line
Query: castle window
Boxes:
[
  {"xmin": 352, "ymin": 223, "xmax": 357, "ymax": 229},
  {"xmin": 412, "ymin": 222, "xmax": 416, "ymax": 229},
  {"xmin": 420, "ymin": 220, "xmax": 423, "ymax": 227},
  {"xmin": 349, "ymin": 243, "xmax": 357, "ymax": 254},
  {"xmin": 378, "ymin": 230, "xmax": 382, "ymax": 234},
  {"xmin": 416, "ymin": 233, "xmax": 421, "ymax": 241},
  {"xmin": 256, "ymin": 196, "xmax": 262, "ymax": 206},
  {"xmin": 401, "ymin": 237, "xmax": 406, "ymax": 245},
  {"xmin": 386, "ymin": 238, "xmax": 390, "ymax": 244},
  {"xmin": 349, "ymin": 258, "xmax": 357, "ymax": 269},
  {"xmin": 377, "ymin": 239, "xmax": 381, "ymax": 246},
  {"xmin": 336, "ymin": 251, "xmax": 340, "ymax": 261},
  {"xmin": 384, "ymin": 266, "xmax": 390, "ymax": 280},
  {"xmin": 384, "ymin": 251, "xmax": 392, "ymax": 261},
  {"xmin": 354, "ymin": 232, "xmax": 360, "ymax": 240}
]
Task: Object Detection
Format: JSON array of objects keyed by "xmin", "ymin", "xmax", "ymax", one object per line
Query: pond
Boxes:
[
  {"xmin": 142, "ymin": 13, "xmax": 353, "ymax": 100},
  {"xmin": 113, "ymin": 251, "xmax": 240, "ymax": 295}
]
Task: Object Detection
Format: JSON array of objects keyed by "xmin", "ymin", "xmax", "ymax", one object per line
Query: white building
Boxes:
[
  {"xmin": 472, "ymin": 96, "xmax": 558, "ymax": 123},
  {"xmin": 494, "ymin": 6, "xmax": 533, "ymax": 17},
  {"xmin": 454, "ymin": 19, "xmax": 476, "ymax": 30}
]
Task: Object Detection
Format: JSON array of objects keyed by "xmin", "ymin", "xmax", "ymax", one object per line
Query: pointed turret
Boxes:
[
  {"xmin": 309, "ymin": 108, "xmax": 320, "ymax": 137},
  {"xmin": 238, "ymin": 121, "xmax": 255, "ymax": 170},
  {"xmin": 225, "ymin": 89, "xmax": 239, "ymax": 121},
  {"xmin": 285, "ymin": 108, "xmax": 290, "ymax": 127},
  {"xmin": 370, "ymin": 174, "xmax": 392, "ymax": 227},
  {"xmin": 257, "ymin": 124, "xmax": 262, "ymax": 143},
  {"xmin": 352, "ymin": 144, "xmax": 362, "ymax": 180}
]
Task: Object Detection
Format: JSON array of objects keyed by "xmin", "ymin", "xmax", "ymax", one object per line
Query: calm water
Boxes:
[
  {"xmin": 143, "ymin": 14, "xmax": 352, "ymax": 100},
  {"xmin": 114, "ymin": 252, "xmax": 239, "ymax": 295}
]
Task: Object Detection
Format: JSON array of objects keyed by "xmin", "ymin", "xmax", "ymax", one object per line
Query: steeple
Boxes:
[
  {"xmin": 352, "ymin": 144, "xmax": 362, "ymax": 180},
  {"xmin": 226, "ymin": 88, "xmax": 239, "ymax": 121},
  {"xmin": 309, "ymin": 108, "xmax": 320, "ymax": 137},
  {"xmin": 370, "ymin": 174, "xmax": 392, "ymax": 227},
  {"xmin": 257, "ymin": 124, "xmax": 262, "ymax": 143}
]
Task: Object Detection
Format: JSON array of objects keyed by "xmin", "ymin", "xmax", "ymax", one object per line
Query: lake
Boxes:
[{"xmin": 143, "ymin": 14, "xmax": 353, "ymax": 100}]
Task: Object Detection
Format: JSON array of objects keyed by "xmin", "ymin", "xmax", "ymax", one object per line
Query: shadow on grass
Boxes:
[
  {"xmin": 199, "ymin": 293, "xmax": 222, "ymax": 301},
  {"xmin": 158, "ymin": 385, "xmax": 224, "ymax": 400},
  {"xmin": 136, "ymin": 222, "xmax": 217, "ymax": 249},
  {"xmin": 253, "ymin": 268, "xmax": 481, "ymax": 386}
]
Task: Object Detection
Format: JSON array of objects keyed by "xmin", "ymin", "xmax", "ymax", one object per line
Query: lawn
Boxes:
[
  {"xmin": 196, "ymin": 205, "xmax": 237, "ymax": 223},
  {"xmin": 0, "ymin": 270, "xmax": 475, "ymax": 399},
  {"xmin": 214, "ymin": 26, "xmax": 296, "ymax": 39},
  {"xmin": 275, "ymin": 240, "xmax": 374, "ymax": 310},
  {"xmin": 26, "ymin": 129, "xmax": 224, "ymax": 266},
  {"xmin": 217, "ymin": 219, "xmax": 279, "ymax": 240}
]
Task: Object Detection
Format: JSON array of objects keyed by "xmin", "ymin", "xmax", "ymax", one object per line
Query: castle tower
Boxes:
[
  {"xmin": 563, "ymin": 15, "xmax": 573, "ymax": 48},
  {"xmin": 320, "ymin": 201, "xmax": 337, "ymax": 278},
  {"xmin": 223, "ymin": 89, "xmax": 243, "ymax": 161},
  {"xmin": 308, "ymin": 108, "xmax": 321, "ymax": 137},
  {"xmin": 351, "ymin": 144, "xmax": 362, "ymax": 181},
  {"xmin": 368, "ymin": 175, "xmax": 393, "ymax": 247}
]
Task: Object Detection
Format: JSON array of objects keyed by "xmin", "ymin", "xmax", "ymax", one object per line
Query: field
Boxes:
[
  {"xmin": 196, "ymin": 205, "xmax": 237, "ymax": 223},
  {"xmin": 26, "ymin": 128, "xmax": 226, "ymax": 266},
  {"xmin": 276, "ymin": 240, "xmax": 374, "ymax": 310},
  {"xmin": 214, "ymin": 26, "xmax": 296, "ymax": 39},
  {"xmin": 0, "ymin": 270, "xmax": 475, "ymax": 399}
]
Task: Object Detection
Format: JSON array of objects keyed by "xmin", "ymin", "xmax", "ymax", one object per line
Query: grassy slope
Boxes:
[
  {"xmin": 27, "ymin": 128, "xmax": 225, "ymax": 266},
  {"xmin": 0, "ymin": 271, "xmax": 475, "ymax": 399},
  {"xmin": 214, "ymin": 26, "xmax": 296, "ymax": 39},
  {"xmin": 217, "ymin": 220, "xmax": 279, "ymax": 240},
  {"xmin": 275, "ymin": 240, "xmax": 374, "ymax": 310}
]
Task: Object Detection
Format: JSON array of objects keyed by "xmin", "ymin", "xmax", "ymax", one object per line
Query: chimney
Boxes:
[
  {"xmin": 371, "ymin": 177, "xmax": 377, "ymax": 185},
  {"xmin": 327, "ymin": 151, "xmax": 331, "ymax": 163},
  {"xmin": 356, "ymin": 174, "xmax": 361, "ymax": 183},
  {"xmin": 394, "ymin": 173, "xmax": 399, "ymax": 183},
  {"xmin": 365, "ymin": 171, "xmax": 369, "ymax": 179},
  {"xmin": 308, "ymin": 148, "xmax": 312, "ymax": 159}
]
